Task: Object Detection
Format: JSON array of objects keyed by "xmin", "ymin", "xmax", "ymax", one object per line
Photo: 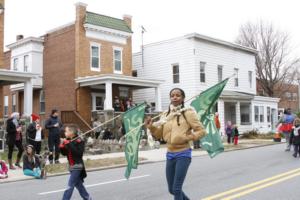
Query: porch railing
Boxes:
[{"xmin": 61, "ymin": 111, "xmax": 92, "ymax": 133}]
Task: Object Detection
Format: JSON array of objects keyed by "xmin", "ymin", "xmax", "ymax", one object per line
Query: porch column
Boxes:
[
  {"xmin": 104, "ymin": 81, "xmax": 113, "ymax": 110},
  {"xmin": 235, "ymin": 101, "xmax": 241, "ymax": 126},
  {"xmin": 155, "ymin": 86, "xmax": 162, "ymax": 112},
  {"xmin": 217, "ymin": 99, "xmax": 225, "ymax": 134},
  {"xmin": 24, "ymin": 79, "xmax": 33, "ymax": 116}
]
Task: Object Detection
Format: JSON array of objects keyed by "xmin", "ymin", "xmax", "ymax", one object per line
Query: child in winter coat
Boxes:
[
  {"xmin": 292, "ymin": 118, "xmax": 300, "ymax": 158},
  {"xmin": 60, "ymin": 124, "xmax": 92, "ymax": 200},
  {"xmin": 0, "ymin": 160, "xmax": 8, "ymax": 179},
  {"xmin": 23, "ymin": 145, "xmax": 46, "ymax": 179},
  {"xmin": 232, "ymin": 125, "xmax": 239, "ymax": 145},
  {"xmin": 225, "ymin": 121, "xmax": 233, "ymax": 144}
]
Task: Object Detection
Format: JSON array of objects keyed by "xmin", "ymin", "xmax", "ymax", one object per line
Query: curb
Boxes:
[{"xmin": 0, "ymin": 141, "xmax": 284, "ymax": 184}]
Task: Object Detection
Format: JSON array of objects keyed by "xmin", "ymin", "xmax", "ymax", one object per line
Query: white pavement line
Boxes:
[{"xmin": 38, "ymin": 174, "xmax": 151, "ymax": 195}]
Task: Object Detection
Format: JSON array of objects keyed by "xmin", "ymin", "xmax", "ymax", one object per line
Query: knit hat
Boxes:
[{"xmin": 31, "ymin": 114, "xmax": 40, "ymax": 121}]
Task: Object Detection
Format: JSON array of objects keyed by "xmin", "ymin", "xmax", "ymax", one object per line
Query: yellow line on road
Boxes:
[
  {"xmin": 202, "ymin": 168, "xmax": 300, "ymax": 200},
  {"xmin": 221, "ymin": 171, "xmax": 300, "ymax": 200}
]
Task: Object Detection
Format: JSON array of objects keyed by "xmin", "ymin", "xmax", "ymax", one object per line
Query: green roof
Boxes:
[{"xmin": 85, "ymin": 12, "xmax": 132, "ymax": 33}]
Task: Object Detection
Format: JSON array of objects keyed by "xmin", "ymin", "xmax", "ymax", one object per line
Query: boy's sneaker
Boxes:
[
  {"xmin": 293, "ymin": 153, "xmax": 297, "ymax": 158},
  {"xmin": 49, "ymin": 160, "xmax": 53, "ymax": 164},
  {"xmin": 55, "ymin": 160, "xmax": 60, "ymax": 164},
  {"xmin": 15, "ymin": 163, "xmax": 22, "ymax": 168}
]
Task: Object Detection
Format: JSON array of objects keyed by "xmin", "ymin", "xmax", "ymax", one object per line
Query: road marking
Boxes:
[
  {"xmin": 202, "ymin": 168, "xmax": 300, "ymax": 200},
  {"xmin": 38, "ymin": 174, "xmax": 150, "ymax": 195},
  {"xmin": 222, "ymin": 171, "xmax": 300, "ymax": 200}
]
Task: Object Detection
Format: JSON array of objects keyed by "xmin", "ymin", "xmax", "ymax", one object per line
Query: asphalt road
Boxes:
[{"xmin": 1, "ymin": 143, "xmax": 300, "ymax": 200}]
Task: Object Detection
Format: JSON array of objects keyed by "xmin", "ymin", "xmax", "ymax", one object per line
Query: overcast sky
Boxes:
[{"xmin": 4, "ymin": 0, "xmax": 300, "ymax": 55}]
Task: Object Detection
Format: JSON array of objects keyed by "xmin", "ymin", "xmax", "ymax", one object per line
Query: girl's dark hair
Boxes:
[{"xmin": 167, "ymin": 88, "xmax": 187, "ymax": 126}]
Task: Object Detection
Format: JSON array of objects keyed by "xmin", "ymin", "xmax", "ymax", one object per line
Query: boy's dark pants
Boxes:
[
  {"xmin": 48, "ymin": 133, "xmax": 60, "ymax": 162},
  {"xmin": 62, "ymin": 170, "xmax": 90, "ymax": 200},
  {"xmin": 294, "ymin": 145, "xmax": 300, "ymax": 157}
]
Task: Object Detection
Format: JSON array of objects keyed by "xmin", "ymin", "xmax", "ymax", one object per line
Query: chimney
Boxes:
[
  {"xmin": 16, "ymin": 35, "xmax": 23, "ymax": 41},
  {"xmin": 75, "ymin": 2, "xmax": 87, "ymax": 23},
  {"xmin": 123, "ymin": 14, "xmax": 132, "ymax": 28}
]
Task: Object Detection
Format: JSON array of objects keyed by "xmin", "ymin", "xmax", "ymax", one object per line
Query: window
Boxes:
[
  {"xmin": 113, "ymin": 47, "xmax": 122, "ymax": 73},
  {"xmin": 248, "ymin": 71, "xmax": 252, "ymax": 88},
  {"xmin": 259, "ymin": 106, "xmax": 264, "ymax": 122},
  {"xmin": 267, "ymin": 107, "xmax": 271, "ymax": 122},
  {"xmin": 4, "ymin": 96, "xmax": 8, "ymax": 117},
  {"xmin": 240, "ymin": 103, "xmax": 251, "ymax": 125},
  {"xmin": 13, "ymin": 58, "xmax": 18, "ymax": 71},
  {"xmin": 217, "ymin": 65, "xmax": 223, "ymax": 82},
  {"xmin": 285, "ymin": 92, "xmax": 292, "ymax": 101},
  {"xmin": 90, "ymin": 43, "xmax": 100, "ymax": 71},
  {"xmin": 24, "ymin": 55, "xmax": 29, "ymax": 72},
  {"xmin": 39, "ymin": 90, "xmax": 45, "ymax": 113},
  {"xmin": 12, "ymin": 94, "xmax": 16, "ymax": 112},
  {"xmin": 254, "ymin": 106, "xmax": 259, "ymax": 122},
  {"xmin": 200, "ymin": 62, "xmax": 206, "ymax": 83},
  {"xmin": 92, "ymin": 93, "xmax": 105, "ymax": 111},
  {"xmin": 234, "ymin": 68, "xmax": 239, "ymax": 87},
  {"xmin": 292, "ymin": 93, "xmax": 297, "ymax": 101},
  {"xmin": 172, "ymin": 64, "xmax": 179, "ymax": 83}
]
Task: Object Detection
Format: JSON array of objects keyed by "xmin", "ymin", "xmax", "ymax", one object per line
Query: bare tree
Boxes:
[{"xmin": 236, "ymin": 21, "xmax": 299, "ymax": 97}]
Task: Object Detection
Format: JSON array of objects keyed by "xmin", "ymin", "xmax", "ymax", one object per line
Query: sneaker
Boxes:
[
  {"xmin": 15, "ymin": 163, "xmax": 22, "ymax": 168},
  {"xmin": 40, "ymin": 169, "xmax": 47, "ymax": 179},
  {"xmin": 54, "ymin": 160, "xmax": 60, "ymax": 164},
  {"xmin": 293, "ymin": 153, "xmax": 297, "ymax": 158},
  {"xmin": 9, "ymin": 165, "xmax": 16, "ymax": 170},
  {"xmin": 49, "ymin": 160, "xmax": 53, "ymax": 164},
  {"xmin": 285, "ymin": 149, "xmax": 291, "ymax": 152}
]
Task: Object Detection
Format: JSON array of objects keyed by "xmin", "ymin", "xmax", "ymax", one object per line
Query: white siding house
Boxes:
[{"xmin": 133, "ymin": 33, "xmax": 279, "ymax": 133}]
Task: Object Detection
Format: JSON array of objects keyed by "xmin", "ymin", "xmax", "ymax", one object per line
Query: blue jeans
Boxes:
[
  {"xmin": 62, "ymin": 170, "xmax": 91, "ymax": 200},
  {"xmin": 166, "ymin": 157, "xmax": 191, "ymax": 200},
  {"xmin": 23, "ymin": 168, "xmax": 41, "ymax": 179}
]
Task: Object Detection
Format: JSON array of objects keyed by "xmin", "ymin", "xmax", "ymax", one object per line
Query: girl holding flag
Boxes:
[{"xmin": 145, "ymin": 88, "xmax": 207, "ymax": 200}]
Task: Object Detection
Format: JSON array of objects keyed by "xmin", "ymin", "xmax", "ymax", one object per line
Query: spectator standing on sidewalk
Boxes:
[
  {"xmin": 232, "ymin": 125, "xmax": 239, "ymax": 145},
  {"xmin": 27, "ymin": 114, "xmax": 44, "ymax": 155},
  {"xmin": 292, "ymin": 117, "xmax": 300, "ymax": 158},
  {"xmin": 45, "ymin": 109, "xmax": 63, "ymax": 164},
  {"xmin": 225, "ymin": 121, "xmax": 233, "ymax": 144},
  {"xmin": 6, "ymin": 112, "xmax": 23, "ymax": 169}
]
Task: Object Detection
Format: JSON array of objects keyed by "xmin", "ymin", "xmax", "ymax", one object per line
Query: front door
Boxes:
[{"xmin": 92, "ymin": 93, "xmax": 105, "ymax": 111}]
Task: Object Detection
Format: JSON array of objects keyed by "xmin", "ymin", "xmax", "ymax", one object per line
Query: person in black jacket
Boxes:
[
  {"xmin": 27, "ymin": 114, "xmax": 44, "ymax": 155},
  {"xmin": 60, "ymin": 124, "xmax": 92, "ymax": 200},
  {"xmin": 6, "ymin": 112, "xmax": 23, "ymax": 169},
  {"xmin": 23, "ymin": 145, "xmax": 45, "ymax": 179},
  {"xmin": 45, "ymin": 109, "xmax": 63, "ymax": 164}
]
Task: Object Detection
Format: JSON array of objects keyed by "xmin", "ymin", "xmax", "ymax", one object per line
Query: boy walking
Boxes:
[{"xmin": 60, "ymin": 124, "xmax": 92, "ymax": 200}]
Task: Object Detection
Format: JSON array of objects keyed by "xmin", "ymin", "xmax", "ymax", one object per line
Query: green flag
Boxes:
[
  {"xmin": 123, "ymin": 103, "xmax": 146, "ymax": 179},
  {"xmin": 190, "ymin": 78, "xmax": 229, "ymax": 158}
]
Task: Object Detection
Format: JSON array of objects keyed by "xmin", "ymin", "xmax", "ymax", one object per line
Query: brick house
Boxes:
[
  {"xmin": 1, "ymin": 2, "xmax": 163, "ymax": 131},
  {"xmin": 257, "ymin": 79, "xmax": 299, "ymax": 113}
]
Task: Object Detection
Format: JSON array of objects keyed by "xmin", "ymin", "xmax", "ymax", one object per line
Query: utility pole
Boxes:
[{"xmin": 141, "ymin": 26, "xmax": 146, "ymax": 68}]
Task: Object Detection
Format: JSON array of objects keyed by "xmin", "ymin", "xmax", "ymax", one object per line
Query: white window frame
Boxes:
[
  {"xmin": 4, "ymin": 96, "xmax": 8, "ymax": 117},
  {"xmin": 39, "ymin": 90, "xmax": 45, "ymax": 114},
  {"xmin": 172, "ymin": 63, "xmax": 180, "ymax": 84},
  {"xmin": 13, "ymin": 58, "xmax": 18, "ymax": 71},
  {"xmin": 113, "ymin": 46, "xmax": 123, "ymax": 74},
  {"xmin": 200, "ymin": 62, "xmax": 206, "ymax": 83},
  {"xmin": 248, "ymin": 71, "xmax": 253, "ymax": 88},
  {"xmin": 217, "ymin": 65, "xmax": 223, "ymax": 82},
  {"xmin": 12, "ymin": 94, "xmax": 16, "ymax": 113},
  {"xmin": 234, "ymin": 68, "xmax": 239, "ymax": 87},
  {"xmin": 91, "ymin": 93, "xmax": 105, "ymax": 111},
  {"xmin": 24, "ymin": 55, "xmax": 29, "ymax": 72},
  {"xmin": 90, "ymin": 42, "xmax": 101, "ymax": 72}
]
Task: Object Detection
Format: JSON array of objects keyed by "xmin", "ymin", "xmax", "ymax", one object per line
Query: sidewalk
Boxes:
[{"xmin": 0, "ymin": 139, "xmax": 281, "ymax": 183}]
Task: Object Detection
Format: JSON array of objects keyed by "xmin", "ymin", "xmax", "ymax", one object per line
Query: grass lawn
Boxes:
[{"xmin": 45, "ymin": 157, "xmax": 146, "ymax": 174}]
